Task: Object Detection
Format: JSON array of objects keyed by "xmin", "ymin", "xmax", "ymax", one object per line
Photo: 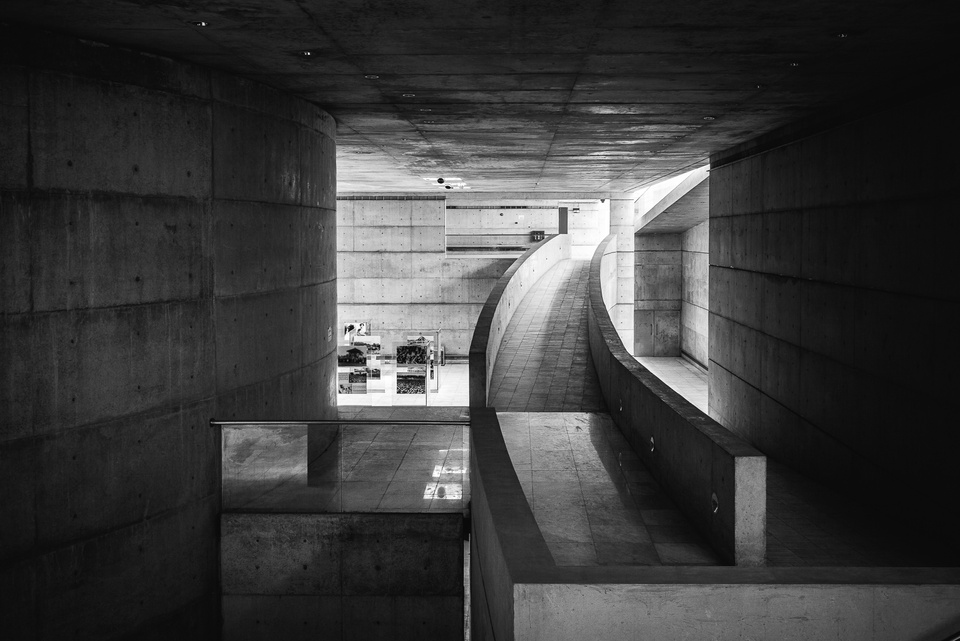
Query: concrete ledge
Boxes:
[
  {"xmin": 589, "ymin": 234, "xmax": 767, "ymax": 566},
  {"xmin": 466, "ymin": 235, "xmax": 960, "ymax": 639},
  {"xmin": 469, "ymin": 401, "xmax": 960, "ymax": 641},
  {"xmin": 468, "ymin": 234, "xmax": 571, "ymax": 407}
]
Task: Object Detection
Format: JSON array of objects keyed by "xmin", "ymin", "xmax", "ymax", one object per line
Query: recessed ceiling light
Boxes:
[
  {"xmin": 402, "ymin": 93, "xmax": 416, "ymax": 98},
  {"xmin": 190, "ymin": 20, "xmax": 209, "ymax": 27},
  {"xmin": 364, "ymin": 74, "xmax": 379, "ymax": 79}
]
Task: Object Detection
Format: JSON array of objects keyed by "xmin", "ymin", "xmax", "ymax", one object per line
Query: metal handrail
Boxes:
[{"xmin": 211, "ymin": 419, "xmax": 469, "ymax": 426}]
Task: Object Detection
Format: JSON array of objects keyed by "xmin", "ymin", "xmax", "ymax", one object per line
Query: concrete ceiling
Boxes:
[{"xmin": 1, "ymin": 0, "xmax": 954, "ymax": 194}]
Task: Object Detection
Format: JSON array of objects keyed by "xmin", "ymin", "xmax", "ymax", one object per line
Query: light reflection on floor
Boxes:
[{"xmin": 222, "ymin": 408, "xmax": 470, "ymax": 513}]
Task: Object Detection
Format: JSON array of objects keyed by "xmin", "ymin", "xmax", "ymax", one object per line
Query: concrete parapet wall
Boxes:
[
  {"xmin": 589, "ymin": 235, "xmax": 766, "ymax": 566},
  {"xmin": 468, "ymin": 234, "xmax": 572, "ymax": 408},
  {"xmin": 469, "ymin": 409, "xmax": 960, "ymax": 641},
  {"xmin": 514, "ymin": 579, "xmax": 960, "ymax": 641},
  {"xmin": 0, "ymin": 28, "xmax": 336, "ymax": 639},
  {"xmin": 221, "ymin": 513, "xmax": 464, "ymax": 641}
]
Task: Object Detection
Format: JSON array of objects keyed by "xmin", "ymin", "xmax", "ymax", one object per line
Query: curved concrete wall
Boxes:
[
  {"xmin": 0, "ymin": 29, "xmax": 337, "ymax": 638},
  {"xmin": 468, "ymin": 234, "xmax": 571, "ymax": 407},
  {"xmin": 589, "ymin": 235, "xmax": 766, "ymax": 566}
]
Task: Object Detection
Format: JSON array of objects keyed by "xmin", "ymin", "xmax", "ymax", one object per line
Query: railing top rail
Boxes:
[{"xmin": 211, "ymin": 419, "xmax": 470, "ymax": 426}]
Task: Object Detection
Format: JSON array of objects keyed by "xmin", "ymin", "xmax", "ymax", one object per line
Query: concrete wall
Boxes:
[
  {"xmin": 221, "ymin": 513, "xmax": 464, "ymax": 641},
  {"xmin": 337, "ymin": 196, "xmax": 513, "ymax": 355},
  {"xmin": 608, "ymin": 197, "xmax": 635, "ymax": 351},
  {"xmin": 681, "ymin": 221, "xmax": 709, "ymax": 368},
  {"xmin": 708, "ymin": 97, "xmax": 959, "ymax": 523},
  {"xmin": 634, "ymin": 234, "xmax": 681, "ymax": 356},
  {"xmin": 0, "ymin": 29, "xmax": 337, "ymax": 639}
]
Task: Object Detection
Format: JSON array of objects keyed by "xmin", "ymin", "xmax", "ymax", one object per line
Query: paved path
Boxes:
[{"xmin": 488, "ymin": 259, "xmax": 605, "ymax": 411}]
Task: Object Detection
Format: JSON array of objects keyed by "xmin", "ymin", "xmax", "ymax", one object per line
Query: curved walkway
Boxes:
[{"xmin": 488, "ymin": 259, "xmax": 604, "ymax": 411}]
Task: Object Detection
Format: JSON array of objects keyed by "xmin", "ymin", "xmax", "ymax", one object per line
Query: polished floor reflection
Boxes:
[
  {"xmin": 499, "ymin": 411, "xmax": 720, "ymax": 566},
  {"xmin": 222, "ymin": 407, "xmax": 469, "ymax": 513}
]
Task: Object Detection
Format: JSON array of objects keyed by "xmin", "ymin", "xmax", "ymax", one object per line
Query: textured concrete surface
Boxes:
[
  {"xmin": 680, "ymin": 221, "xmax": 709, "ymax": 367},
  {"xmin": 514, "ymin": 582, "xmax": 960, "ymax": 641},
  {"xmin": 708, "ymin": 97, "xmax": 960, "ymax": 528},
  {"xmin": 221, "ymin": 513, "xmax": 464, "ymax": 641},
  {"xmin": 592, "ymin": 236, "xmax": 766, "ymax": 565},
  {"xmin": 0, "ymin": 2, "xmax": 952, "ymax": 194},
  {"xmin": 337, "ymin": 196, "xmax": 513, "ymax": 355},
  {"xmin": 634, "ymin": 233, "xmax": 682, "ymax": 356},
  {"xmin": 0, "ymin": 32, "xmax": 336, "ymax": 639}
]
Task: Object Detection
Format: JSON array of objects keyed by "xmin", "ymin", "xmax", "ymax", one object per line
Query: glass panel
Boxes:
[{"xmin": 221, "ymin": 422, "xmax": 469, "ymax": 514}]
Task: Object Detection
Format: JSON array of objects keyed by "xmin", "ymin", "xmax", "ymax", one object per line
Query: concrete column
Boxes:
[
  {"xmin": 609, "ymin": 197, "xmax": 635, "ymax": 352},
  {"xmin": 634, "ymin": 233, "xmax": 681, "ymax": 356},
  {"xmin": 0, "ymin": 28, "xmax": 337, "ymax": 638}
]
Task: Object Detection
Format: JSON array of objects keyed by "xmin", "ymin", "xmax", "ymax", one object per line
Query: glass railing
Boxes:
[{"xmin": 216, "ymin": 419, "xmax": 469, "ymax": 513}]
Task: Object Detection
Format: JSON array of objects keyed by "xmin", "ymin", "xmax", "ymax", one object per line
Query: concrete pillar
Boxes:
[
  {"xmin": 0, "ymin": 28, "xmax": 337, "ymax": 638},
  {"xmin": 634, "ymin": 233, "xmax": 681, "ymax": 356},
  {"xmin": 609, "ymin": 197, "xmax": 635, "ymax": 352}
]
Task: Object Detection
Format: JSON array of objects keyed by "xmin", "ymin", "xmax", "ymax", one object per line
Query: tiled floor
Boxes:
[
  {"xmin": 499, "ymin": 412, "xmax": 720, "ymax": 566},
  {"xmin": 489, "ymin": 259, "xmax": 605, "ymax": 412},
  {"xmin": 222, "ymin": 407, "xmax": 469, "ymax": 514}
]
